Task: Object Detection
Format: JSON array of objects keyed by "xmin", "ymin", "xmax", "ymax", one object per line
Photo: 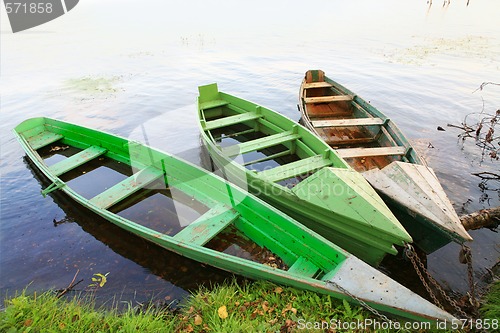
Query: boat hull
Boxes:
[
  {"xmin": 201, "ymin": 138, "xmax": 396, "ymax": 266},
  {"xmin": 197, "ymin": 84, "xmax": 413, "ymax": 267},
  {"xmin": 298, "ymin": 70, "xmax": 472, "ymax": 253},
  {"xmin": 14, "ymin": 117, "xmax": 456, "ymax": 323}
]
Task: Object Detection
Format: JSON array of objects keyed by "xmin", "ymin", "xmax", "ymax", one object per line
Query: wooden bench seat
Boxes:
[
  {"xmin": 49, "ymin": 146, "xmax": 107, "ymax": 176},
  {"xmin": 89, "ymin": 165, "xmax": 164, "ymax": 209},
  {"xmin": 303, "ymin": 82, "xmax": 333, "ymax": 89},
  {"xmin": 203, "ymin": 112, "xmax": 262, "ymax": 131},
  {"xmin": 28, "ymin": 132, "xmax": 63, "ymax": 150},
  {"xmin": 222, "ymin": 131, "xmax": 300, "ymax": 157},
  {"xmin": 311, "ymin": 118, "xmax": 385, "ymax": 128},
  {"xmin": 288, "ymin": 256, "xmax": 320, "ymax": 278},
  {"xmin": 258, "ymin": 155, "xmax": 332, "ymax": 183},
  {"xmin": 304, "ymin": 95, "xmax": 353, "ymax": 104},
  {"xmin": 173, "ymin": 204, "xmax": 239, "ymax": 246},
  {"xmin": 199, "ymin": 99, "xmax": 228, "ymax": 110},
  {"xmin": 336, "ymin": 146, "xmax": 407, "ymax": 159}
]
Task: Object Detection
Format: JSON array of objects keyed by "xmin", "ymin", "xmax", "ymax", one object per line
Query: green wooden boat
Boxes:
[
  {"xmin": 298, "ymin": 70, "xmax": 472, "ymax": 253},
  {"xmin": 197, "ymin": 83, "xmax": 412, "ymax": 267},
  {"xmin": 14, "ymin": 117, "xmax": 456, "ymax": 322}
]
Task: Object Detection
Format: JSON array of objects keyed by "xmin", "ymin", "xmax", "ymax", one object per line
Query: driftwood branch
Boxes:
[
  {"xmin": 56, "ymin": 269, "xmax": 83, "ymax": 298},
  {"xmin": 460, "ymin": 206, "xmax": 500, "ymax": 231}
]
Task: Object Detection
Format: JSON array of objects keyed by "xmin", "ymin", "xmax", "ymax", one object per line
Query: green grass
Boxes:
[
  {"xmin": 480, "ymin": 280, "xmax": 500, "ymax": 320},
  {"xmin": 0, "ymin": 290, "xmax": 176, "ymax": 333},
  {"xmin": 0, "ymin": 279, "xmax": 472, "ymax": 333}
]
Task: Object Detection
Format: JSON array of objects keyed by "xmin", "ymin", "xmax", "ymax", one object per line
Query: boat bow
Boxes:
[{"xmin": 363, "ymin": 161, "xmax": 472, "ymax": 243}]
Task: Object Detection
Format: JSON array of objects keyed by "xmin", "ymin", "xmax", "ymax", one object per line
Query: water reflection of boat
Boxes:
[
  {"xmin": 14, "ymin": 117, "xmax": 456, "ymax": 322},
  {"xmin": 298, "ymin": 70, "xmax": 472, "ymax": 254},
  {"xmin": 197, "ymin": 83, "xmax": 411, "ymax": 267}
]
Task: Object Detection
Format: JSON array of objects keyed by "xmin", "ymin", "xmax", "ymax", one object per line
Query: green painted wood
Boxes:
[
  {"xmin": 204, "ymin": 112, "xmax": 262, "ymax": 131},
  {"xmin": 89, "ymin": 165, "xmax": 164, "ymax": 209},
  {"xmin": 242, "ymin": 149, "xmax": 291, "ymax": 166},
  {"xmin": 259, "ymin": 155, "xmax": 332, "ymax": 183},
  {"xmin": 199, "ymin": 99, "xmax": 228, "ymax": 110},
  {"xmin": 173, "ymin": 204, "xmax": 239, "ymax": 246},
  {"xmin": 49, "ymin": 146, "xmax": 107, "ymax": 176},
  {"xmin": 198, "ymin": 83, "xmax": 220, "ymax": 104},
  {"xmin": 223, "ymin": 131, "xmax": 300, "ymax": 157},
  {"xmin": 288, "ymin": 257, "xmax": 320, "ymax": 278},
  {"xmin": 14, "ymin": 117, "xmax": 457, "ymax": 323},
  {"xmin": 197, "ymin": 83, "xmax": 413, "ymax": 267},
  {"xmin": 28, "ymin": 131, "xmax": 63, "ymax": 150}
]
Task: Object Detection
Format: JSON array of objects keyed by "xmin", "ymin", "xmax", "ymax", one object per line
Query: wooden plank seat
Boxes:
[
  {"xmin": 258, "ymin": 154, "xmax": 332, "ymax": 183},
  {"xmin": 288, "ymin": 256, "xmax": 320, "ymax": 278},
  {"xmin": 222, "ymin": 131, "xmax": 301, "ymax": 157},
  {"xmin": 49, "ymin": 146, "xmax": 107, "ymax": 176},
  {"xmin": 28, "ymin": 132, "xmax": 64, "ymax": 150},
  {"xmin": 204, "ymin": 112, "xmax": 262, "ymax": 131},
  {"xmin": 89, "ymin": 165, "xmax": 164, "ymax": 209},
  {"xmin": 304, "ymin": 95, "xmax": 353, "ymax": 104},
  {"xmin": 303, "ymin": 82, "xmax": 333, "ymax": 89},
  {"xmin": 311, "ymin": 118, "xmax": 386, "ymax": 128},
  {"xmin": 199, "ymin": 99, "xmax": 229, "ymax": 110},
  {"xmin": 326, "ymin": 136, "xmax": 376, "ymax": 146},
  {"xmin": 173, "ymin": 203, "xmax": 240, "ymax": 246},
  {"xmin": 336, "ymin": 146, "xmax": 407, "ymax": 159}
]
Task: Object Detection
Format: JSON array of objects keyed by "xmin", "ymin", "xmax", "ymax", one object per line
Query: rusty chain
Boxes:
[
  {"xmin": 325, "ymin": 279, "xmax": 393, "ymax": 323},
  {"xmin": 461, "ymin": 245, "xmax": 478, "ymax": 309},
  {"xmin": 404, "ymin": 244, "xmax": 471, "ymax": 320}
]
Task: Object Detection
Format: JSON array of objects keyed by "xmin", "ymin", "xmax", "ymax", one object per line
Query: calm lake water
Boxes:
[{"xmin": 1, "ymin": 0, "xmax": 499, "ymax": 308}]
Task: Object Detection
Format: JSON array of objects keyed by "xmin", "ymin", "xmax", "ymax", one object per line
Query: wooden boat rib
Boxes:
[
  {"xmin": 197, "ymin": 83, "xmax": 412, "ymax": 267},
  {"xmin": 298, "ymin": 70, "xmax": 472, "ymax": 253},
  {"xmin": 14, "ymin": 117, "xmax": 456, "ymax": 323}
]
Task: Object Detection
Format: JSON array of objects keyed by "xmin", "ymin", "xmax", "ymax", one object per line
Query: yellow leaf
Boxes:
[
  {"xmin": 99, "ymin": 275, "xmax": 107, "ymax": 288},
  {"xmin": 274, "ymin": 287, "xmax": 283, "ymax": 294},
  {"xmin": 282, "ymin": 303, "xmax": 297, "ymax": 316},
  {"xmin": 218, "ymin": 305, "xmax": 228, "ymax": 319},
  {"xmin": 194, "ymin": 314, "xmax": 203, "ymax": 325},
  {"xmin": 262, "ymin": 301, "xmax": 269, "ymax": 312}
]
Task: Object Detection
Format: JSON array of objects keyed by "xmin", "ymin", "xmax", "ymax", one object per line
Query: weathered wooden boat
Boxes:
[
  {"xmin": 298, "ymin": 70, "xmax": 472, "ymax": 253},
  {"xmin": 14, "ymin": 117, "xmax": 456, "ymax": 323},
  {"xmin": 197, "ymin": 83, "xmax": 412, "ymax": 267}
]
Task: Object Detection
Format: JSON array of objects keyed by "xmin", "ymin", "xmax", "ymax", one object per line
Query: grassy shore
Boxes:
[{"xmin": 2, "ymin": 279, "xmax": 496, "ymax": 332}]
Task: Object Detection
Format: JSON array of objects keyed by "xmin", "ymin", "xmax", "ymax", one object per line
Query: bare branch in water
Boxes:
[{"xmin": 473, "ymin": 82, "xmax": 500, "ymax": 94}]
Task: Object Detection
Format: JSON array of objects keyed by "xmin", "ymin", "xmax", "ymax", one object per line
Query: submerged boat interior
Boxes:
[
  {"xmin": 17, "ymin": 119, "xmax": 350, "ymax": 282},
  {"xmin": 301, "ymin": 70, "xmax": 411, "ymax": 172},
  {"xmin": 36, "ymin": 140, "xmax": 292, "ymax": 268}
]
